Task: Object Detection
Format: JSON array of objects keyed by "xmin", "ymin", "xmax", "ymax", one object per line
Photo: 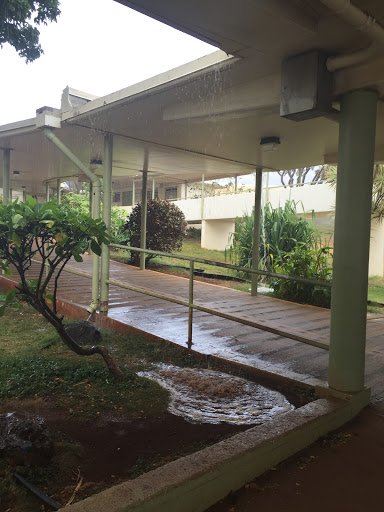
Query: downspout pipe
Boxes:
[
  {"xmin": 320, "ymin": 0, "xmax": 384, "ymax": 71},
  {"xmin": 43, "ymin": 128, "xmax": 101, "ymax": 314}
]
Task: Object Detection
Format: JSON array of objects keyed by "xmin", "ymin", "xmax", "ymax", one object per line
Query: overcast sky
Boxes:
[
  {"xmin": 0, "ymin": 0, "xmax": 215, "ymax": 125},
  {"xmin": 0, "ymin": 0, "xmax": 286, "ymax": 186}
]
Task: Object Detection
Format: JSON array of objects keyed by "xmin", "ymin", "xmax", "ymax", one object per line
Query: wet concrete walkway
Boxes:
[{"xmin": 13, "ymin": 255, "xmax": 384, "ymax": 414}]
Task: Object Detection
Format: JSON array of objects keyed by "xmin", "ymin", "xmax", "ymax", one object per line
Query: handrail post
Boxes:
[{"xmin": 188, "ymin": 260, "xmax": 194, "ymax": 349}]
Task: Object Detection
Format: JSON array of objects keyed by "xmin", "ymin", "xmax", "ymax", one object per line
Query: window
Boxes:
[
  {"xmin": 122, "ymin": 191, "xmax": 133, "ymax": 206},
  {"xmin": 165, "ymin": 186, "xmax": 177, "ymax": 200},
  {"xmin": 113, "ymin": 192, "xmax": 121, "ymax": 203},
  {"xmin": 147, "ymin": 189, "xmax": 159, "ymax": 200}
]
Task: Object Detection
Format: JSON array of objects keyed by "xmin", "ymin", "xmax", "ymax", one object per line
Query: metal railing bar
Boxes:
[
  {"xmin": 105, "ymin": 278, "xmax": 329, "ymax": 351},
  {"xmin": 110, "ymin": 243, "xmax": 332, "ymax": 289}
]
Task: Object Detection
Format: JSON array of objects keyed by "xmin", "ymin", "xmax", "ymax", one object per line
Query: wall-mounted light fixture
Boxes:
[{"xmin": 260, "ymin": 136, "xmax": 280, "ymax": 152}]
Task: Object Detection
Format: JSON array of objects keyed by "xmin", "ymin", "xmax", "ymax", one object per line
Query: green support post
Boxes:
[
  {"xmin": 152, "ymin": 177, "xmax": 155, "ymax": 199},
  {"xmin": 132, "ymin": 179, "xmax": 135, "ymax": 206},
  {"xmin": 100, "ymin": 134, "xmax": 113, "ymax": 313},
  {"xmin": 57, "ymin": 179, "xmax": 61, "ymax": 204},
  {"xmin": 89, "ymin": 182, "xmax": 93, "ymax": 215},
  {"xmin": 201, "ymin": 173, "xmax": 205, "ymax": 219},
  {"xmin": 43, "ymin": 129, "xmax": 101, "ymax": 314},
  {"xmin": 45, "ymin": 183, "xmax": 50, "ymax": 202},
  {"xmin": 329, "ymin": 90, "xmax": 378, "ymax": 393},
  {"xmin": 2, "ymin": 149, "xmax": 10, "ymax": 205},
  {"xmin": 251, "ymin": 168, "xmax": 263, "ymax": 296},
  {"xmin": 140, "ymin": 168, "xmax": 148, "ymax": 270}
]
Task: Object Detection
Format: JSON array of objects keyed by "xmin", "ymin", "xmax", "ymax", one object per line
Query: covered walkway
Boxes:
[{"xmin": 9, "ymin": 254, "xmax": 384, "ymax": 414}]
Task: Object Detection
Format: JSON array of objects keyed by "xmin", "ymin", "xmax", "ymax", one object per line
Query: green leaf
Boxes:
[
  {"xmin": 11, "ymin": 232, "xmax": 21, "ymax": 247},
  {"xmin": 73, "ymin": 253, "xmax": 83, "ymax": 263},
  {"xmin": 12, "ymin": 214, "xmax": 23, "ymax": 228},
  {"xmin": 26, "ymin": 195, "xmax": 37, "ymax": 208},
  {"xmin": 40, "ymin": 220, "xmax": 55, "ymax": 228},
  {"xmin": 90, "ymin": 239, "xmax": 102, "ymax": 256}
]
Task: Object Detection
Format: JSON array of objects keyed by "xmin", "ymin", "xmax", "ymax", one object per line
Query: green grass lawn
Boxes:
[
  {"xmin": 0, "ymin": 303, "xmax": 207, "ymax": 420},
  {"xmin": 368, "ymin": 276, "xmax": 384, "ymax": 304},
  {"xmin": 112, "ymin": 239, "xmax": 232, "ymax": 275}
]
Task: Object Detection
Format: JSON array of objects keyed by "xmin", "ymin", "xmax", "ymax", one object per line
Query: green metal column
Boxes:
[
  {"xmin": 201, "ymin": 173, "xmax": 205, "ymax": 219},
  {"xmin": 0, "ymin": 153, "xmax": 8, "ymax": 276},
  {"xmin": 2, "ymin": 149, "xmax": 10, "ymax": 205},
  {"xmin": 132, "ymin": 180, "xmax": 135, "ymax": 206},
  {"xmin": 329, "ymin": 90, "xmax": 378, "ymax": 393},
  {"xmin": 45, "ymin": 183, "xmax": 50, "ymax": 202},
  {"xmin": 43, "ymin": 128, "xmax": 101, "ymax": 314},
  {"xmin": 140, "ymin": 168, "xmax": 148, "ymax": 270},
  {"xmin": 251, "ymin": 168, "xmax": 263, "ymax": 296},
  {"xmin": 57, "ymin": 179, "xmax": 61, "ymax": 204},
  {"xmin": 152, "ymin": 177, "xmax": 155, "ymax": 199},
  {"xmin": 89, "ymin": 182, "xmax": 93, "ymax": 215},
  {"xmin": 100, "ymin": 134, "xmax": 113, "ymax": 313}
]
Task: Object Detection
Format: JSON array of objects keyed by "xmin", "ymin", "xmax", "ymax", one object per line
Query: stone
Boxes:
[{"xmin": 0, "ymin": 412, "xmax": 54, "ymax": 464}]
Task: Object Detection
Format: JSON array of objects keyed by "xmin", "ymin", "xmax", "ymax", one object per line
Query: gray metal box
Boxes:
[{"xmin": 280, "ymin": 51, "xmax": 333, "ymax": 121}]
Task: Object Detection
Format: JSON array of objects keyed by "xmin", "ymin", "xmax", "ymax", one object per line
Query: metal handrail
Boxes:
[
  {"xmin": 29, "ymin": 246, "xmax": 331, "ymax": 352},
  {"xmin": 110, "ymin": 243, "xmax": 332, "ymax": 289},
  {"xmin": 109, "ymin": 243, "xmax": 330, "ymax": 351}
]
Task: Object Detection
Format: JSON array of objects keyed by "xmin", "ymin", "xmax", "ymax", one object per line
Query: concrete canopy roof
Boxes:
[{"xmin": 2, "ymin": 1, "xmax": 384, "ymax": 196}]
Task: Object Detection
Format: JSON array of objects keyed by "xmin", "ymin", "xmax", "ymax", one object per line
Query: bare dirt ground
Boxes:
[
  {"xmin": 208, "ymin": 406, "xmax": 384, "ymax": 512},
  {"xmin": 0, "ymin": 399, "xmax": 248, "ymax": 510}
]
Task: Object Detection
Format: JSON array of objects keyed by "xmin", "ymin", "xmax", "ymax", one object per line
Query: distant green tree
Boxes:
[{"xmin": 0, "ymin": 0, "xmax": 60, "ymax": 62}]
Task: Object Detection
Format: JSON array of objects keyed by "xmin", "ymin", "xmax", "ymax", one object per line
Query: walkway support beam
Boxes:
[
  {"xmin": 140, "ymin": 161, "xmax": 148, "ymax": 270},
  {"xmin": 43, "ymin": 128, "xmax": 102, "ymax": 314},
  {"xmin": 329, "ymin": 89, "xmax": 378, "ymax": 393},
  {"xmin": 45, "ymin": 183, "xmax": 50, "ymax": 202},
  {"xmin": 2, "ymin": 149, "xmax": 10, "ymax": 205},
  {"xmin": 201, "ymin": 173, "xmax": 205, "ymax": 219},
  {"xmin": 100, "ymin": 134, "xmax": 113, "ymax": 313},
  {"xmin": 251, "ymin": 168, "xmax": 263, "ymax": 296},
  {"xmin": 56, "ymin": 178, "xmax": 61, "ymax": 204}
]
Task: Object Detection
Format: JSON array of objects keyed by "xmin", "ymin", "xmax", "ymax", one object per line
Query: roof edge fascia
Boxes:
[
  {"xmin": 62, "ymin": 50, "xmax": 238, "ymax": 123},
  {"xmin": 0, "ymin": 118, "xmax": 36, "ymax": 140}
]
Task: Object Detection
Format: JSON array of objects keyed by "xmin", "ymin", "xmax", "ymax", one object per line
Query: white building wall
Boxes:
[
  {"xmin": 369, "ymin": 220, "xmax": 384, "ymax": 277},
  {"xmin": 201, "ymin": 219, "xmax": 235, "ymax": 251}
]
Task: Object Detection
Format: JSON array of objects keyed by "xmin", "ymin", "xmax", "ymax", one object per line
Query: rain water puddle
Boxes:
[{"xmin": 138, "ymin": 364, "xmax": 294, "ymax": 426}]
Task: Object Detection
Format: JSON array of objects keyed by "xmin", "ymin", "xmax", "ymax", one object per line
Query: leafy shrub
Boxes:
[
  {"xmin": 228, "ymin": 200, "xmax": 317, "ymax": 273},
  {"xmin": 61, "ymin": 191, "xmax": 90, "ymax": 215},
  {"xmin": 271, "ymin": 243, "xmax": 333, "ymax": 308},
  {"xmin": 123, "ymin": 199, "xmax": 187, "ymax": 264},
  {"xmin": 61, "ymin": 192, "xmax": 129, "ymax": 244},
  {"xmin": 110, "ymin": 206, "xmax": 130, "ymax": 244}
]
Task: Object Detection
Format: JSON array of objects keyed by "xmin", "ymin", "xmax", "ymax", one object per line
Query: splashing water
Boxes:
[{"xmin": 138, "ymin": 364, "xmax": 294, "ymax": 425}]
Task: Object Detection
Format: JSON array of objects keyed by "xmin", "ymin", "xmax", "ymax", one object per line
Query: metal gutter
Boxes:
[{"xmin": 320, "ymin": 0, "xmax": 384, "ymax": 71}]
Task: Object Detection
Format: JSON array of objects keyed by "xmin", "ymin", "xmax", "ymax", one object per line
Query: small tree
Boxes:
[
  {"xmin": 0, "ymin": 196, "xmax": 124, "ymax": 378},
  {"xmin": 124, "ymin": 199, "xmax": 187, "ymax": 264}
]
